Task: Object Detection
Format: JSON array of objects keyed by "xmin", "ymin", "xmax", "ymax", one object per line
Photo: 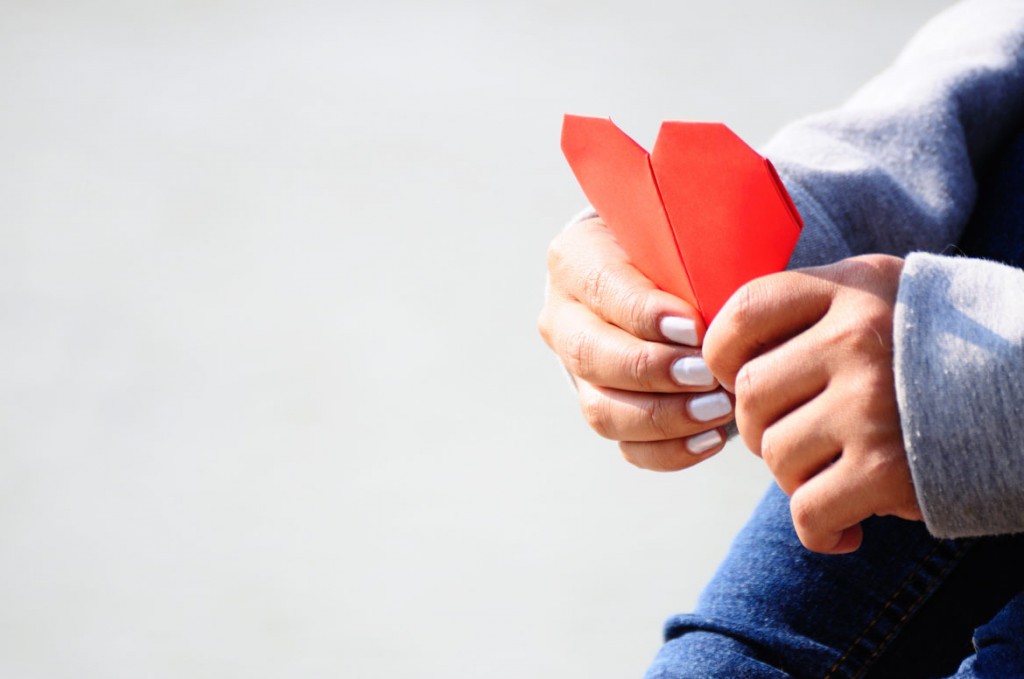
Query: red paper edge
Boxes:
[
  {"xmin": 645, "ymin": 139, "xmax": 705, "ymax": 321},
  {"xmin": 764, "ymin": 158, "xmax": 804, "ymax": 231},
  {"xmin": 560, "ymin": 115, "xmax": 701, "ymax": 314},
  {"xmin": 562, "ymin": 115, "xmax": 804, "ymax": 326}
]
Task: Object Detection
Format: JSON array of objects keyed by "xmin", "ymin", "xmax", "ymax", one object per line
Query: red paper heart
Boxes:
[{"xmin": 561, "ymin": 115, "xmax": 802, "ymax": 324}]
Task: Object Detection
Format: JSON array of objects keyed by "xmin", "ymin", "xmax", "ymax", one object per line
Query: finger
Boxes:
[
  {"xmin": 550, "ymin": 218, "xmax": 705, "ymax": 344},
  {"xmin": 841, "ymin": 442, "xmax": 923, "ymax": 523},
  {"xmin": 787, "ymin": 445, "xmax": 912, "ymax": 555},
  {"xmin": 542, "ymin": 299, "xmax": 716, "ymax": 393},
  {"xmin": 577, "ymin": 380, "xmax": 734, "ymax": 442},
  {"xmin": 788, "ymin": 463, "xmax": 869, "ymax": 554},
  {"xmin": 758, "ymin": 394, "xmax": 843, "ymax": 495},
  {"xmin": 732, "ymin": 324, "xmax": 832, "ymax": 454},
  {"xmin": 619, "ymin": 428, "xmax": 727, "ymax": 472},
  {"xmin": 704, "ymin": 268, "xmax": 837, "ymax": 390}
]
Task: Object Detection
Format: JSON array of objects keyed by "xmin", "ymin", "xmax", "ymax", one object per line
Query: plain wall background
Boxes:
[{"xmin": 0, "ymin": 1, "xmax": 956, "ymax": 677}]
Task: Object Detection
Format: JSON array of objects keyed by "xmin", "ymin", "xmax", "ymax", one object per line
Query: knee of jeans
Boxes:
[
  {"xmin": 645, "ymin": 627, "xmax": 796, "ymax": 679},
  {"xmin": 963, "ymin": 590, "xmax": 1024, "ymax": 674},
  {"xmin": 954, "ymin": 589, "xmax": 1024, "ymax": 675}
]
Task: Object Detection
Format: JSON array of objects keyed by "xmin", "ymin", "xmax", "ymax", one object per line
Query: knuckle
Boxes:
[
  {"xmin": 759, "ymin": 428, "xmax": 779, "ymax": 469},
  {"xmin": 582, "ymin": 266, "xmax": 614, "ymax": 307},
  {"xmin": 622, "ymin": 288, "xmax": 653, "ymax": 334},
  {"xmin": 627, "ymin": 344, "xmax": 657, "ymax": 391},
  {"xmin": 848, "ymin": 320, "xmax": 882, "ymax": 353},
  {"xmin": 733, "ymin": 363, "xmax": 766, "ymax": 423},
  {"xmin": 734, "ymin": 361, "xmax": 761, "ymax": 402},
  {"xmin": 830, "ymin": 257, "xmax": 860, "ymax": 285},
  {"xmin": 860, "ymin": 446, "xmax": 905, "ymax": 484},
  {"xmin": 564, "ymin": 330, "xmax": 594, "ymax": 378},
  {"xmin": 759, "ymin": 429, "xmax": 800, "ymax": 495},
  {"xmin": 641, "ymin": 396, "xmax": 676, "ymax": 441},
  {"xmin": 732, "ymin": 280, "xmax": 768, "ymax": 328},
  {"xmin": 580, "ymin": 391, "xmax": 613, "ymax": 439},
  {"xmin": 833, "ymin": 254, "xmax": 898, "ymax": 289},
  {"xmin": 828, "ymin": 315, "xmax": 892, "ymax": 357},
  {"xmin": 789, "ymin": 493, "xmax": 833, "ymax": 553},
  {"xmin": 546, "ymin": 232, "xmax": 568, "ymax": 273},
  {"xmin": 789, "ymin": 493, "xmax": 819, "ymax": 537}
]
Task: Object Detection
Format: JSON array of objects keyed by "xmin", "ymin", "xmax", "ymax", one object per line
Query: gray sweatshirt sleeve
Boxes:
[
  {"xmin": 760, "ymin": 0, "xmax": 1024, "ymax": 537},
  {"xmin": 896, "ymin": 254, "xmax": 1024, "ymax": 537},
  {"xmin": 765, "ymin": 0, "xmax": 1024, "ymax": 269}
]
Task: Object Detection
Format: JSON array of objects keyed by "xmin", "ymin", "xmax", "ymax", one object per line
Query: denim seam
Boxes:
[{"xmin": 825, "ymin": 540, "xmax": 973, "ymax": 679}]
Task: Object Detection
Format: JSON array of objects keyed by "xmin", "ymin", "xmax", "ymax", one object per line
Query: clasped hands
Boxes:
[{"xmin": 538, "ymin": 218, "xmax": 922, "ymax": 554}]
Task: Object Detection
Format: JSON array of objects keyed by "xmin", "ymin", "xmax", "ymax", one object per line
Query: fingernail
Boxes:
[
  {"xmin": 671, "ymin": 356, "xmax": 715, "ymax": 386},
  {"xmin": 688, "ymin": 392, "xmax": 732, "ymax": 422},
  {"xmin": 686, "ymin": 430, "xmax": 723, "ymax": 455},
  {"xmin": 660, "ymin": 316, "xmax": 698, "ymax": 346}
]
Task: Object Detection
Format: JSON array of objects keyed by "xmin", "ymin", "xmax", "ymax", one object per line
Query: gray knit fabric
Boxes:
[
  {"xmin": 760, "ymin": 0, "xmax": 1024, "ymax": 537},
  {"xmin": 767, "ymin": 0, "xmax": 1024, "ymax": 271},
  {"xmin": 896, "ymin": 254, "xmax": 1024, "ymax": 536}
]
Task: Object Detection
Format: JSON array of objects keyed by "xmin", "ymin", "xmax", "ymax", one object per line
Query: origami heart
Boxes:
[{"xmin": 560, "ymin": 115, "xmax": 803, "ymax": 324}]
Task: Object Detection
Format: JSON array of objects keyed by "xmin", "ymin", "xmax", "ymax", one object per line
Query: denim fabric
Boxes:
[
  {"xmin": 953, "ymin": 593, "xmax": 1024, "ymax": 677},
  {"xmin": 645, "ymin": 485, "xmax": 1024, "ymax": 678}
]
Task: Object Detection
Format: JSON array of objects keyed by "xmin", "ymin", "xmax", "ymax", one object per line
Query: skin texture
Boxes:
[
  {"xmin": 703, "ymin": 254, "xmax": 923, "ymax": 554},
  {"xmin": 537, "ymin": 218, "xmax": 731, "ymax": 471}
]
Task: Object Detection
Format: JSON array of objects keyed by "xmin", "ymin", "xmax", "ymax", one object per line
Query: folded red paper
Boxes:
[{"xmin": 560, "ymin": 114, "xmax": 803, "ymax": 324}]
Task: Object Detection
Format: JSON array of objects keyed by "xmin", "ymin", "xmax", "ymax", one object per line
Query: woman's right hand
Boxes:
[{"xmin": 537, "ymin": 217, "xmax": 733, "ymax": 471}]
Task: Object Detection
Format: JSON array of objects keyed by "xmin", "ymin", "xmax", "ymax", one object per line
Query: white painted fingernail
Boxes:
[
  {"xmin": 660, "ymin": 316, "xmax": 698, "ymax": 346},
  {"xmin": 688, "ymin": 392, "xmax": 732, "ymax": 422},
  {"xmin": 686, "ymin": 430, "xmax": 723, "ymax": 455},
  {"xmin": 671, "ymin": 356, "xmax": 715, "ymax": 386}
]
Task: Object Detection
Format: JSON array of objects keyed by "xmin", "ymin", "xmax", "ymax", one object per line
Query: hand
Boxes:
[
  {"xmin": 703, "ymin": 255, "xmax": 922, "ymax": 554},
  {"xmin": 537, "ymin": 217, "xmax": 733, "ymax": 471}
]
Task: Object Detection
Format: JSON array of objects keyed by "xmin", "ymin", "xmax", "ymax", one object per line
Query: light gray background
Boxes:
[{"xmin": 0, "ymin": 1, "xmax": 955, "ymax": 677}]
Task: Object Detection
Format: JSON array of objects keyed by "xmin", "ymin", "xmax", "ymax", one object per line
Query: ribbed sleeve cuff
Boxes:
[{"xmin": 894, "ymin": 252, "xmax": 1024, "ymax": 537}]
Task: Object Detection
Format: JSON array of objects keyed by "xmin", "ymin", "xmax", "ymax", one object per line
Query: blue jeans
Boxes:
[{"xmin": 645, "ymin": 485, "xmax": 1024, "ymax": 678}]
